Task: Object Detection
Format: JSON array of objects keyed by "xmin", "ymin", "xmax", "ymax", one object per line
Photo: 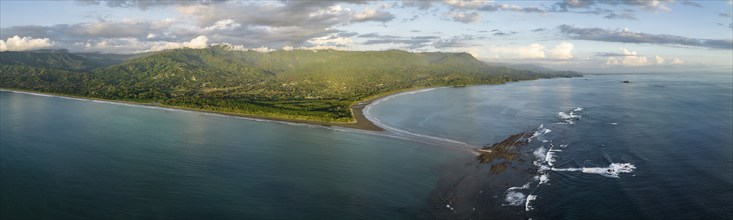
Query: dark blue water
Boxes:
[
  {"xmin": 368, "ymin": 73, "xmax": 733, "ymax": 219},
  {"xmin": 0, "ymin": 91, "xmax": 473, "ymax": 219},
  {"xmin": 2, "ymin": 73, "xmax": 732, "ymax": 219}
]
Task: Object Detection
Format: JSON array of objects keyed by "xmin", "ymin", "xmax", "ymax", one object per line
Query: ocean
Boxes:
[{"xmin": 1, "ymin": 73, "xmax": 731, "ymax": 219}]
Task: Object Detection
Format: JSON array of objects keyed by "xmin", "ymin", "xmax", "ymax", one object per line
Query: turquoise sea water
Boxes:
[
  {"xmin": 2, "ymin": 73, "xmax": 732, "ymax": 219},
  {"xmin": 0, "ymin": 91, "xmax": 471, "ymax": 219}
]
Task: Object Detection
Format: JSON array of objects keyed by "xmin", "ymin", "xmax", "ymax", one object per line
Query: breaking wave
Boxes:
[
  {"xmin": 558, "ymin": 107, "xmax": 583, "ymax": 124},
  {"xmin": 505, "ymin": 191, "xmax": 527, "ymax": 206},
  {"xmin": 525, "ymin": 194, "xmax": 537, "ymax": 211},
  {"xmin": 503, "ymin": 107, "xmax": 636, "ymax": 215},
  {"xmin": 551, "ymin": 163, "xmax": 636, "ymax": 178}
]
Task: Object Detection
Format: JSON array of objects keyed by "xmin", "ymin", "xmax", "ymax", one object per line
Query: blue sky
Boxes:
[{"xmin": 1, "ymin": 0, "xmax": 731, "ymax": 73}]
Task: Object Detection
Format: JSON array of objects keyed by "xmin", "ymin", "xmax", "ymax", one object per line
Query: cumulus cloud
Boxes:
[
  {"xmin": 549, "ymin": 42, "xmax": 575, "ymax": 59},
  {"xmin": 443, "ymin": 0, "xmax": 492, "ymax": 10},
  {"xmin": 352, "ymin": 8, "xmax": 395, "ymax": 22},
  {"xmin": 603, "ymin": 48, "xmax": 684, "ymax": 66},
  {"xmin": 1, "ymin": 19, "xmax": 180, "ymax": 43},
  {"xmin": 214, "ymin": 43, "xmax": 274, "ymax": 52},
  {"xmin": 169, "ymin": 1, "xmax": 387, "ymax": 49},
  {"xmin": 489, "ymin": 43, "xmax": 546, "ymax": 59},
  {"xmin": 605, "ymin": 51, "xmax": 646, "ymax": 66},
  {"xmin": 448, "ymin": 11, "xmax": 482, "ymax": 23},
  {"xmin": 0, "ymin": 36, "xmax": 54, "ymax": 51},
  {"xmin": 180, "ymin": 35, "xmax": 208, "ymax": 48},
  {"xmin": 147, "ymin": 35, "xmax": 208, "ymax": 52},
  {"xmin": 559, "ymin": 25, "xmax": 733, "ymax": 50},
  {"xmin": 670, "ymin": 58, "xmax": 684, "ymax": 64},
  {"xmin": 488, "ymin": 42, "xmax": 574, "ymax": 59},
  {"xmin": 203, "ymin": 19, "xmax": 241, "ymax": 31},
  {"xmin": 304, "ymin": 33, "xmax": 354, "ymax": 50},
  {"xmin": 1, "ymin": 1, "xmax": 391, "ymax": 53},
  {"xmin": 655, "ymin": 55, "xmax": 665, "ymax": 64}
]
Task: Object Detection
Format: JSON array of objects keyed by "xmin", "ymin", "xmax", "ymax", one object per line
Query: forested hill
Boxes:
[{"xmin": 0, "ymin": 46, "xmax": 582, "ymax": 122}]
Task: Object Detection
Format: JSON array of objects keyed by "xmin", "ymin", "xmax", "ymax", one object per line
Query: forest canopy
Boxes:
[{"xmin": 0, "ymin": 47, "xmax": 581, "ymax": 122}]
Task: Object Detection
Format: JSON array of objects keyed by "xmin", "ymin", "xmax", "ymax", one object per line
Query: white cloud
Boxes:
[
  {"xmin": 212, "ymin": 43, "xmax": 247, "ymax": 51},
  {"xmin": 203, "ymin": 19, "xmax": 241, "ymax": 31},
  {"xmin": 213, "ymin": 43, "xmax": 274, "ymax": 52},
  {"xmin": 148, "ymin": 35, "xmax": 209, "ymax": 52},
  {"xmin": 655, "ymin": 55, "xmax": 665, "ymax": 64},
  {"xmin": 308, "ymin": 34, "xmax": 352, "ymax": 46},
  {"xmin": 444, "ymin": 0, "xmax": 494, "ymax": 9},
  {"xmin": 638, "ymin": 0, "xmax": 674, "ymax": 12},
  {"xmin": 0, "ymin": 35, "xmax": 54, "ymax": 51},
  {"xmin": 488, "ymin": 42, "xmax": 574, "ymax": 59},
  {"xmin": 309, "ymin": 5, "xmax": 348, "ymax": 19},
  {"xmin": 489, "ymin": 43, "xmax": 546, "ymax": 59},
  {"xmin": 95, "ymin": 40, "xmax": 110, "ymax": 49},
  {"xmin": 295, "ymin": 33, "xmax": 354, "ymax": 50},
  {"xmin": 618, "ymin": 48, "xmax": 648, "ymax": 66},
  {"xmin": 604, "ymin": 48, "xmax": 685, "ymax": 67},
  {"xmin": 251, "ymin": 46, "xmax": 274, "ymax": 52},
  {"xmin": 671, "ymin": 58, "xmax": 685, "ymax": 64},
  {"xmin": 448, "ymin": 11, "xmax": 481, "ymax": 23},
  {"xmin": 548, "ymin": 42, "xmax": 574, "ymax": 59},
  {"xmin": 184, "ymin": 35, "xmax": 209, "ymax": 48},
  {"xmin": 352, "ymin": 8, "xmax": 394, "ymax": 22}
]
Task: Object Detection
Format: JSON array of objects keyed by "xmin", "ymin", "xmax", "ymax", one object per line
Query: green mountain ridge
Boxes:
[{"xmin": 0, "ymin": 46, "xmax": 582, "ymax": 122}]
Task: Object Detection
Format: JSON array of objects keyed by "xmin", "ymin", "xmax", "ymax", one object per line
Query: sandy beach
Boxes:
[{"xmin": 0, "ymin": 88, "xmax": 438, "ymax": 132}]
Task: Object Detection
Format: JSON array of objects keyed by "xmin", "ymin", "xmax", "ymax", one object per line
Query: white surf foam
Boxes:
[
  {"xmin": 558, "ymin": 112, "xmax": 575, "ymax": 119},
  {"xmin": 507, "ymin": 182, "xmax": 531, "ymax": 191},
  {"xmin": 525, "ymin": 194, "xmax": 537, "ymax": 211},
  {"xmin": 539, "ymin": 174, "xmax": 550, "ymax": 184},
  {"xmin": 529, "ymin": 124, "xmax": 551, "ymax": 142},
  {"xmin": 551, "ymin": 163, "xmax": 636, "ymax": 178},
  {"xmin": 545, "ymin": 147, "xmax": 557, "ymax": 167},
  {"xmin": 533, "ymin": 146, "xmax": 547, "ymax": 160},
  {"xmin": 505, "ymin": 191, "xmax": 527, "ymax": 206},
  {"xmin": 558, "ymin": 107, "xmax": 583, "ymax": 124}
]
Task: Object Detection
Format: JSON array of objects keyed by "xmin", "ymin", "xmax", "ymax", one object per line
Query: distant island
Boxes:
[{"xmin": 0, "ymin": 46, "xmax": 581, "ymax": 130}]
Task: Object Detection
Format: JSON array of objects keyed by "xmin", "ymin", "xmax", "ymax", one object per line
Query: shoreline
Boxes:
[
  {"xmin": 1, "ymin": 76, "xmax": 582, "ymax": 134},
  {"xmin": 0, "ymin": 87, "xmax": 442, "ymax": 132}
]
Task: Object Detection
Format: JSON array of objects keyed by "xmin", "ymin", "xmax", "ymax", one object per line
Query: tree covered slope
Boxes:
[{"xmin": 0, "ymin": 46, "xmax": 581, "ymax": 122}]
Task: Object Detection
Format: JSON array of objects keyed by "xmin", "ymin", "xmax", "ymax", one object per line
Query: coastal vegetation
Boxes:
[{"xmin": 0, "ymin": 46, "xmax": 581, "ymax": 123}]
